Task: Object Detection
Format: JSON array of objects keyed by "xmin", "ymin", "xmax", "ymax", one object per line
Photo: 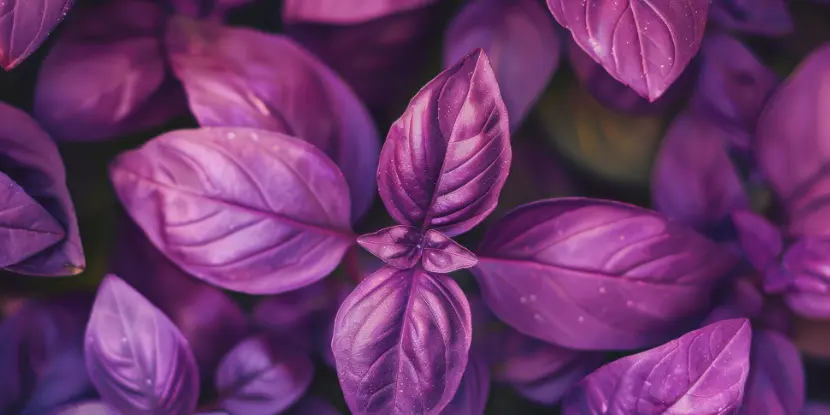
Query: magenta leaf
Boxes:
[
  {"xmin": 440, "ymin": 353, "xmax": 490, "ymax": 415},
  {"xmin": 34, "ymin": 0, "xmax": 184, "ymax": 142},
  {"xmin": 0, "ymin": 102, "xmax": 84, "ymax": 275},
  {"xmin": 84, "ymin": 275, "xmax": 199, "ymax": 415},
  {"xmin": 0, "ymin": 0, "xmax": 73, "ymax": 69},
  {"xmin": 166, "ymin": 17, "xmax": 380, "ymax": 222},
  {"xmin": 216, "ymin": 335, "xmax": 314, "ymax": 415},
  {"xmin": 282, "ymin": 0, "xmax": 439, "ymax": 24},
  {"xmin": 357, "ymin": 226, "xmax": 477, "ymax": 273},
  {"xmin": 49, "ymin": 401, "xmax": 120, "ymax": 415},
  {"xmin": 709, "ymin": 0, "xmax": 793, "ymax": 37},
  {"xmin": 378, "ymin": 49, "xmax": 511, "ymax": 237},
  {"xmin": 332, "ymin": 266, "xmax": 472, "ymax": 415},
  {"xmin": 562, "ymin": 318, "xmax": 752, "ymax": 414},
  {"xmin": 109, "ymin": 127, "xmax": 354, "ymax": 294},
  {"xmin": 738, "ymin": 330, "xmax": 805, "ymax": 415},
  {"xmin": 547, "ymin": 0, "xmax": 710, "ymax": 101},
  {"xmin": 473, "ymin": 198, "xmax": 736, "ymax": 350},
  {"xmin": 444, "ymin": 0, "xmax": 560, "ymax": 131},
  {"xmin": 0, "ymin": 172, "xmax": 63, "ymax": 268},
  {"xmin": 652, "ymin": 111, "xmax": 749, "ymax": 232},
  {"xmin": 779, "ymin": 237, "xmax": 830, "ymax": 318},
  {"xmin": 731, "ymin": 210, "xmax": 783, "ymax": 275}
]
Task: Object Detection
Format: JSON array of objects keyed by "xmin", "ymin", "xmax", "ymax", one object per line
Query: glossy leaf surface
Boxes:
[
  {"xmin": 216, "ymin": 336, "xmax": 314, "ymax": 415},
  {"xmin": 166, "ymin": 17, "xmax": 380, "ymax": 222},
  {"xmin": 378, "ymin": 49, "xmax": 511, "ymax": 237},
  {"xmin": 0, "ymin": 0, "xmax": 73, "ymax": 69},
  {"xmin": 444, "ymin": 0, "xmax": 559, "ymax": 130},
  {"xmin": 474, "ymin": 198, "xmax": 735, "ymax": 350},
  {"xmin": 110, "ymin": 127, "xmax": 354, "ymax": 294},
  {"xmin": 357, "ymin": 226, "xmax": 477, "ymax": 273},
  {"xmin": 738, "ymin": 330, "xmax": 805, "ymax": 415},
  {"xmin": 332, "ymin": 266, "xmax": 472, "ymax": 415},
  {"xmin": 562, "ymin": 319, "xmax": 752, "ymax": 414},
  {"xmin": 282, "ymin": 0, "xmax": 439, "ymax": 24},
  {"xmin": 547, "ymin": 0, "xmax": 710, "ymax": 101},
  {"xmin": 84, "ymin": 275, "xmax": 199, "ymax": 415}
]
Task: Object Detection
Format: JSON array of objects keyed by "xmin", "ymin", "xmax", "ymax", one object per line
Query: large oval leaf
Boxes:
[
  {"xmin": 547, "ymin": 0, "xmax": 710, "ymax": 101},
  {"xmin": 738, "ymin": 330, "xmax": 805, "ymax": 415},
  {"xmin": 216, "ymin": 335, "xmax": 314, "ymax": 415},
  {"xmin": 109, "ymin": 127, "xmax": 354, "ymax": 294},
  {"xmin": 282, "ymin": 0, "xmax": 438, "ymax": 24},
  {"xmin": 473, "ymin": 198, "xmax": 736, "ymax": 350},
  {"xmin": 33, "ymin": 0, "xmax": 184, "ymax": 142},
  {"xmin": 0, "ymin": 102, "xmax": 84, "ymax": 275},
  {"xmin": 562, "ymin": 318, "xmax": 752, "ymax": 414},
  {"xmin": 0, "ymin": 0, "xmax": 73, "ymax": 69},
  {"xmin": 444, "ymin": 0, "xmax": 559, "ymax": 131},
  {"xmin": 84, "ymin": 275, "xmax": 199, "ymax": 415},
  {"xmin": 378, "ymin": 49, "xmax": 511, "ymax": 237},
  {"xmin": 166, "ymin": 17, "xmax": 380, "ymax": 222},
  {"xmin": 332, "ymin": 266, "xmax": 472, "ymax": 415}
]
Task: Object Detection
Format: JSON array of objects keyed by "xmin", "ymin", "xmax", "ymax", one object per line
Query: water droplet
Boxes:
[
  {"xmin": 250, "ymin": 132, "xmax": 259, "ymax": 141},
  {"xmin": 145, "ymin": 379, "xmax": 152, "ymax": 385},
  {"xmin": 533, "ymin": 314, "xmax": 543, "ymax": 322},
  {"xmin": 528, "ymin": 294, "xmax": 536, "ymax": 302},
  {"xmin": 121, "ymin": 337, "xmax": 128, "ymax": 343},
  {"xmin": 601, "ymin": 403, "xmax": 608, "ymax": 413},
  {"xmin": 577, "ymin": 315, "xmax": 585, "ymax": 323},
  {"xmin": 598, "ymin": 286, "xmax": 606, "ymax": 294},
  {"xmin": 519, "ymin": 296, "xmax": 527, "ymax": 304},
  {"xmin": 626, "ymin": 300, "xmax": 634, "ymax": 307},
  {"xmin": 227, "ymin": 132, "xmax": 236, "ymax": 139}
]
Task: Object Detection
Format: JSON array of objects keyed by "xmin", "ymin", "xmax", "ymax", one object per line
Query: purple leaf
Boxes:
[
  {"xmin": 34, "ymin": 0, "xmax": 185, "ymax": 142},
  {"xmin": 378, "ymin": 49, "xmax": 511, "ymax": 237},
  {"xmin": 0, "ymin": 172, "xmax": 64, "ymax": 268},
  {"xmin": 109, "ymin": 127, "xmax": 354, "ymax": 294},
  {"xmin": 0, "ymin": 102, "xmax": 84, "ymax": 275},
  {"xmin": 755, "ymin": 44, "xmax": 830, "ymax": 235},
  {"xmin": 562, "ymin": 318, "xmax": 752, "ymax": 414},
  {"xmin": 547, "ymin": 0, "xmax": 710, "ymax": 101},
  {"xmin": 731, "ymin": 210, "xmax": 783, "ymax": 274},
  {"xmin": 444, "ymin": 0, "xmax": 560, "ymax": 131},
  {"xmin": 804, "ymin": 403, "xmax": 830, "ymax": 415},
  {"xmin": 778, "ymin": 237, "xmax": 830, "ymax": 318},
  {"xmin": 357, "ymin": 226, "xmax": 478, "ymax": 273},
  {"xmin": 84, "ymin": 275, "xmax": 200, "ymax": 415},
  {"xmin": 652, "ymin": 111, "xmax": 749, "ymax": 231},
  {"xmin": 286, "ymin": 396, "xmax": 341, "ymax": 415},
  {"xmin": 49, "ymin": 401, "xmax": 120, "ymax": 415},
  {"xmin": 473, "ymin": 198, "xmax": 736, "ymax": 350},
  {"xmin": 738, "ymin": 330, "xmax": 805, "ymax": 415},
  {"xmin": 110, "ymin": 217, "xmax": 248, "ymax": 380},
  {"xmin": 440, "ymin": 353, "xmax": 490, "ymax": 415},
  {"xmin": 690, "ymin": 33, "xmax": 780, "ymax": 150},
  {"xmin": 709, "ymin": 0, "xmax": 793, "ymax": 37},
  {"xmin": 216, "ymin": 335, "xmax": 314, "ymax": 415},
  {"xmin": 0, "ymin": 0, "xmax": 73, "ymax": 69},
  {"xmin": 513, "ymin": 355, "xmax": 603, "ymax": 407},
  {"xmin": 282, "ymin": 0, "xmax": 439, "ymax": 24},
  {"xmin": 166, "ymin": 18, "xmax": 380, "ymax": 222},
  {"xmin": 332, "ymin": 266, "xmax": 472, "ymax": 415}
]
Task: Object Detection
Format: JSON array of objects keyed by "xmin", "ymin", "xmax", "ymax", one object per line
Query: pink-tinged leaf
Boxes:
[
  {"xmin": 473, "ymin": 198, "xmax": 736, "ymax": 350},
  {"xmin": 562, "ymin": 318, "xmax": 752, "ymax": 414},
  {"xmin": 84, "ymin": 275, "xmax": 199, "ymax": 415},
  {"xmin": 282, "ymin": 0, "xmax": 439, "ymax": 24},
  {"xmin": 421, "ymin": 229, "xmax": 478, "ymax": 273},
  {"xmin": 216, "ymin": 335, "xmax": 314, "ymax": 415},
  {"xmin": 0, "ymin": 172, "xmax": 63, "ymax": 268},
  {"xmin": 332, "ymin": 266, "xmax": 472, "ymax": 415},
  {"xmin": 440, "ymin": 353, "xmax": 490, "ymax": 415},
  {"xmin": 378, "ymin": 49, "xmax": 511, "ymax": 237},
  {"xmin": 49, "ymin": 401, "xmax": 120, "ymax": 415},
  {"xmin": 755, "ymin": 44, "xmax": 830, "ymax": 235},
  {"xmin": 0, "ymin": 102, "xmax": 84, "ymax": 275},
  {"xmin": 738, "ymin": 330, "xmax": 805, "ymax": 415},
  {"xmin": 513, "ymin": 356, "xmax": 604, "ymax": 407},
  {"xmin": 731, "ymin": 210, "xmax": 783, "ymax": 275},
  {"xmin": 779, "ymin": 237, "xmax": 830, "ymax": 318},
  {"xmin": 652, "ymin": 111, "xmax": 749, "ymax": 232},
  {"xmin": 166, "ymin": 18, "xmax": 380, "ymax": 222},
  {"xmin": 690, "ymin": 33, "xmax": 780, "ymax": 150},
  {"xmin": 804, "ymin": 403, "xmax": 830, "ymax": 415},
  {"xmin": 34, "ymin": 0, "xmax": 185, "ymax": 142},
  {"xmin": 444, "ymin": 0, "xmax": 560, "ymax": 131},
  {"xmin": 110, "ymin": 217, "xmax": 248, "ymax": 380},
  {"xmin": 709, "ymin": 0, "xmax": 793, "ymax": 37},
  {"xmin": 109, "ymin": 127, "xmax": 354, "ymax": 294},
  {"xmin": 357, "ymin": 226, "xmax": 478, "ymax": 273},
  {"xmin": 547, "ymin": 0, "xmax": 710, "ymax": 101},
  {"xmin": 0, "ymin": 0, "xmax": 73, "ymax": 69},
  {"xmin": 286, "ymin": 396, "xmax": 341, "ymax": 415}
]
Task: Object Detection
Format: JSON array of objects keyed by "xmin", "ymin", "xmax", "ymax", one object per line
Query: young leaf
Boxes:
[
  {"xmin": 378, "ymin": 49, "xmax": 511, "ymax": 237},
  {"xmin": 0, "ymin": 0, "xmax": 73, "ymax": 69},
  {"xmin": 49, "ymin": 401, "xmax": 120, "ymax": 415},
  {"xmin": 110, "ymin": 127, "xmax": 354, "ymax": 294},
  {"xmin": 738, "ymin": 330, "xmax": 805, "ymax": 415},
  {"xmin": 562, "ymin": 318, "xmax": 752, "ymax": 414},
  {"xmin": 332, "ymin": 266, "xmax": 472, "ymax": 415},
  {"xmin": 440, "ymin": 353, "xmax": 490, "ymax": 415},
  {"xmin": 444, "ymin": 0, "xmax": 560, "ymax": 131},
  {"xmin": 709, "ymin": 0, "xmax": 793, "ymax": 37},
  {"xmin": 357, "ymin": 226, "xmax": 477, "ymax": 273},
  {"xmin": 0, "ymin": 172, "xmax": 64, "ymax": 268},
  {"xmin": 166, "ymin": 17, "xmax": 380, "ymax": 222},
  {"xmin": 473, "ymin": 198, "xmax": 736, "ymax": 350},
  {"xmin": 282, "ymin": 0, "xmax": 439, "ymax": 24},
  {"xmin": 84, "ymin": 275, "xmax": 199, "ymax": 415},
  {"xmin": 34, "ymin": 0, "xmax": 184, "ymax": 142},
  {"xmin": 215, "ymin": 336, "xmax": 314, "ymax": 415},
  {"xmin": 0, "ymin": 102, "xmax": 84, "ymax": 275},
  {"xmin": 651, "ymin": 111, "xmax": 750, "ymax": 232},
  {"xmin": 547, "ymin": 0, "xmax": 710, "ymax": 101},
  {"xmin": 779, "ymin": 237, "xmax": 830, "ymax": 318}
]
